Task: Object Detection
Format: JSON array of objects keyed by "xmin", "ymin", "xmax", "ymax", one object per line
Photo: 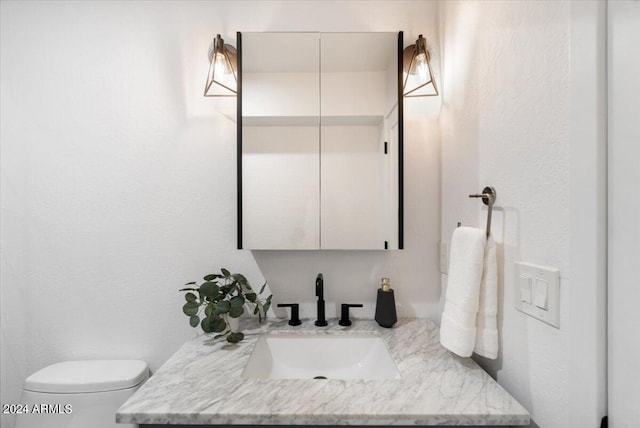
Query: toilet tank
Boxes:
[{"xmin": 15, "ymin": 360, "xmax": 148, "ymax": 428}]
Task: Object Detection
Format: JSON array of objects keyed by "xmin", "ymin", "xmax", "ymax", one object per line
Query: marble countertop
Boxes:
[{"xmin": 116, "ymin": 318, "xmax": 529, "ymax": 426}]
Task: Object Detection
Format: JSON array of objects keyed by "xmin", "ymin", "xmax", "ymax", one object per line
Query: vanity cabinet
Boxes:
[{"xmin": 238, "ymin": 32, "xmax": 403, "ymax": 250}]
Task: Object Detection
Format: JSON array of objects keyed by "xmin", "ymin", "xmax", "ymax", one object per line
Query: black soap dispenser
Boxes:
[{"xmin": 375, "ymin": 277, "xmax": 397, "ymax": 328}]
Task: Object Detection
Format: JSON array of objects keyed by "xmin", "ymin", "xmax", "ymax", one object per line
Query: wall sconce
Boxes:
[
  {"xmin": 204, "ymin": 34, "xmax": 237, "ymax": 97},
  {"xmin": 402, "ymin": 34, "xmax": 438, "ymax": 97}
]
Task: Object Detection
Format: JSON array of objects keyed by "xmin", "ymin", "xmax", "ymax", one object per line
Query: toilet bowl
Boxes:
[{"xmin": 15, "ymin": 360, "xmax": 148, "ymax": 428}]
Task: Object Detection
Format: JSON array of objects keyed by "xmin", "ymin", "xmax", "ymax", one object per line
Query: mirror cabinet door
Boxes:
[
  {"xmin": 240, "ymin": 33, "xmax": 321, "ymax": 249},
  {"xmin": 319, "ymin": 32, "xmax": 400, "ymax": 249},
  {"xmin": 239, "ymin": 32, "xmax": 402, "ymax": 250}
]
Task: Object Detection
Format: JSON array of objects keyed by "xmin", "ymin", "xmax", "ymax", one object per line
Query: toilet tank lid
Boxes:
[{"xmin": 24, "ymin": 360, "xmax": 149, "ymax": 393}]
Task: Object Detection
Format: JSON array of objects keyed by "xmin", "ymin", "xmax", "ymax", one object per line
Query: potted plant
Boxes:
[{"xmin": 180, "ymin": 268, "xmax": 272, "ymax": 343}]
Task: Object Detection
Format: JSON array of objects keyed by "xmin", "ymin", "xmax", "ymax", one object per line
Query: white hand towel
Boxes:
[
  {"xmin": 473, "ymin": 235, "xmax": 498, "ymax": 359},
  {"xmin": 440, "ymin": 227, "xmax": 486, "ymax": 357}
]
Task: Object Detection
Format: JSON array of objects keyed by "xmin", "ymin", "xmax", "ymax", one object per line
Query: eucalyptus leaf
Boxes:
[
  {"xmin": 211, "ymin": 317, "xmax": 226, "ymax": 333},
  {"xmin": 229, "ymin": 305, "xmax": 244, "ymax": 318},
  {"xmin": 259, "ymin": 281, "xmax": 267, "ymax": 295},
  {"xmin": 199, "ymin": 282, "xmax": 219, "ymax": 298},
  {"xmin": 245, "ymin": 292, "xmax": 257, "ymax": 303},
  {"xmin": 185, "ymin": 293, "xmax": 197, "ymax": 302},
  {"xmin": 230, "ymin": 295, "xmax": 245, "ymax": 308},
  {"xmin": 232, "ymin": 273, "xmax": 248, "ymax": 285},
  {"xmin": 253, "ymin": 305, "xmax": 260, "ymax": 315},
  {"xmin": 179, "ymin": 287, "xmax": 198, "ymax": 292},
  {"xmin": 185, "ymin": 281, "xmax": 197, "ymax": 285},
  {"xmin": 182, "ymin": 301, "xmax": 200, "ymax": 317},
  {"xmin": 221, "ymin": 268, "xmax": 231, "ymax": 278},
  {"xmin": 205, "ymin": 304, "xmax": 214, "ymax": 317},
  {"xmin": 263, "ymin": 295, "xmax": 273, "ymax": 314},
  {"xmin": 189, "ymin": 315, "xmax": 200, "ymax": 327},
  {"xmin": 215, "ymin": 301, "xmax": 231, "ymax": 315},
  {"xmin": 227, "ymin": 332, "xmax": 244, "ymax": 343},
  {"xmin": 203, "ymin": 274, "xmax": 220, "ymax": 281},
  {"xmin": 201, "ymin": 317, "xmax": 213, "ymax": 333}
]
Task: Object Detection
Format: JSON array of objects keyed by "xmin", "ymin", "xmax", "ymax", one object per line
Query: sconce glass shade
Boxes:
[
  {"xmin": 402, "ymin": 35, "xmax": 438, "ymax": 97},
  {"xmin": 204, "ymin": 34, "xmax": 237, "ymax": 97}
]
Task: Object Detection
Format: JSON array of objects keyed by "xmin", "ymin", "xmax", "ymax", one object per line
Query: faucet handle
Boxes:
[
  {"xmin": 277, "ymin": 303, "xmax": 302, "ymax": 326},
  {"xmin": 339, "ymin": 303, "xmax": 363, "ymax": 327}
]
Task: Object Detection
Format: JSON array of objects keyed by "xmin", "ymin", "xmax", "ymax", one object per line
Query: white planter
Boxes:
[{"xmin": 226, "ymin": 315, "xmax": 240, "ymax": 333}]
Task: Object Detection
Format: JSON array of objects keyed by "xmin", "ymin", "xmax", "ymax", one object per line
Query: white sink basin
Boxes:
[{"xmin": 241, "ymin": 333, "xmax": 401, "ymax": 380}]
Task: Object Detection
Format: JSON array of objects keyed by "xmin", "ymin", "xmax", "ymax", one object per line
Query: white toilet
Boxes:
[{"xmin": 15, "ymin": 360, "xmax": 148, "ymax": 428}]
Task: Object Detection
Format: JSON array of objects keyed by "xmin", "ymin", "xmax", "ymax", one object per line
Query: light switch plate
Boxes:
[{"xmin": 515, "ymin": 261, "xmax": 560, "ymax": 328}]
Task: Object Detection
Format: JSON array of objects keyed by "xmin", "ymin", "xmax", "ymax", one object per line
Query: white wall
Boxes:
[
  {"xmin": 607, "ymin": 2, "xmax": 640, "ymax": 426},
  {"xmin": 440, "ymin": 1, "xmax": 605, "ymax": 427},
  {"xmin": 569, "ymin": 2, "xmax": 607, "ymax": 426},
  {"xmin": 0, "ymin": 2, "xmax": 441, "ymax": 427}
]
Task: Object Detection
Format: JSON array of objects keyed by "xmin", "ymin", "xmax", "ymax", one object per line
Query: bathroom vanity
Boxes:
[{"xmin": 116, "ymin": 319, "xmax": 529, "ymax": 426}]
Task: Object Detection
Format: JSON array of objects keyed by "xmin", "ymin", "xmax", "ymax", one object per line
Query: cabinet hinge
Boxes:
[{"xmin": 384, "ymin": 141, "xmax": 388, "ymax": 154}]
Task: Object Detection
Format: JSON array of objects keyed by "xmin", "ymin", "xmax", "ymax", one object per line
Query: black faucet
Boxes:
[
  {"xmin": 339, "ymin": 303, "xmax": 363, "ymax": 326},
  {"xmin": 277, "ymin": 303, "xmax": 302, "ymax": 326},
  {"xmin": 315, "ymin": 273, "xmax": 328, "ymax": 326}
]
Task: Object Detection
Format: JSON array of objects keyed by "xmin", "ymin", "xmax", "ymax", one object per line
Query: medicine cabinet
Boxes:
[{"xmin": 237, "ymin": 32, "xmax": 403, "ymax": 250}]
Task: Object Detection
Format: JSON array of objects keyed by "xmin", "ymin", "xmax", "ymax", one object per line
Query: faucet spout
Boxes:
[
  {"xmin": 315, "ymin": 273, "xmax": 327, "ymax": 327},
  {"xmin": 316, "ymin": 273, "xmax": 324, "ymax": 299}
]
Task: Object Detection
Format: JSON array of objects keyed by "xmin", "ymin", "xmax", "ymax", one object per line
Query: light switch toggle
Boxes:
[
  {"xmin": 519, "ymin": 275, "xmax": 532, "ymax": 304},
  {"xmin": 534, "ymin": 279, "xmax": 549, "ymax": 310}
]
